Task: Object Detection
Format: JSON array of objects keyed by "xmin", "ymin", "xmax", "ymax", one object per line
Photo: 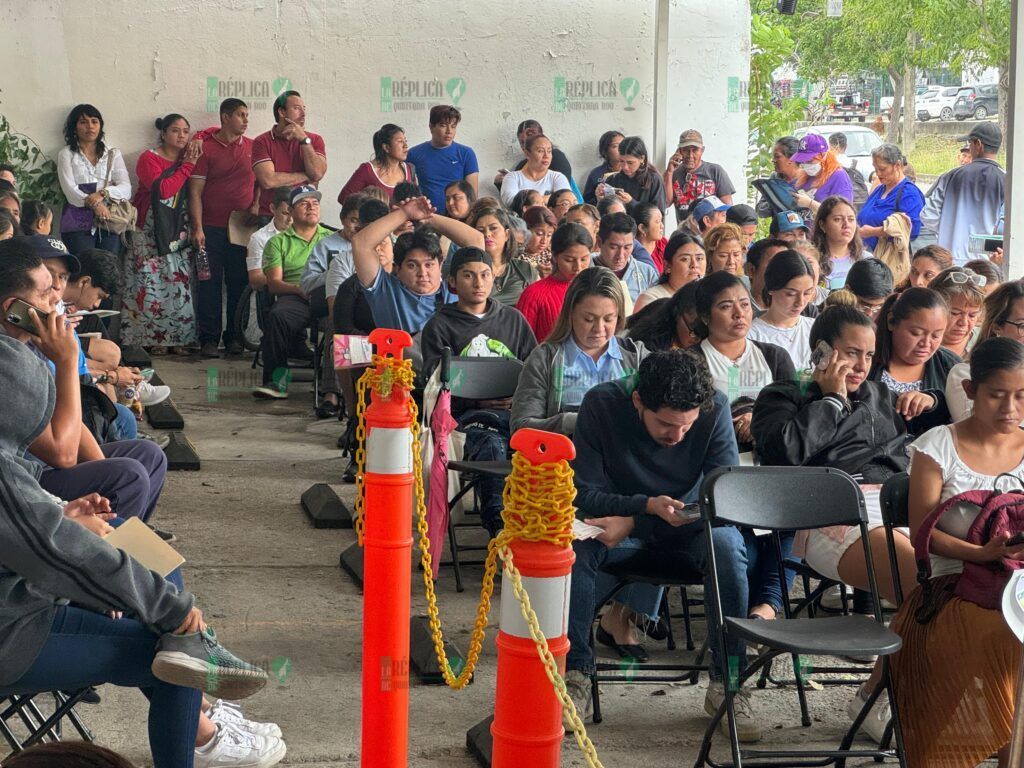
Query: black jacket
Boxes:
[
  {"xmin": 868, "ymin": 346, "xmax": 960, "ymax": 435},
  {"xmin": 419, "ymin": 298, "xmax": 537, "ymax": 377},
  {"xmin": 751, "ymin": 378, "xmax": 913, "ymax": 483}
]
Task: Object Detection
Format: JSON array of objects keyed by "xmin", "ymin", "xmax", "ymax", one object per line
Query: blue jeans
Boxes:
[
  {"xmin": 6, "ymin": 605, "xmax": 201, "ymax": 768},
  {"xmin": 457, "ymin": 409, "xmax": 511, "ymax": 535},
  {"xmin": 743, "ymin": 529, "xmax": 795, "ymax": 614},
  {"xmin": 62, "ymin": 229, "xmax": 123, "ymax": 258},
  {"xmin": 197, "ymin": 225, "xmax": 248, "ymax": 347},
  {"xmin": 567, "ymin": 523, "xmax": 752, "ymax": 679},
  {"xmin": 112, "ymin": 402, "xmax": 139, "ymax": 441}
]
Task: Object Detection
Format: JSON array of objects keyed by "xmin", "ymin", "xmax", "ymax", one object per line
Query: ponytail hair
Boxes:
[
  {"xmin": 372, "ymin": 124, "xmax": 405, "ymax": 165},
  {"xmin": 870, "ymin": 287, "xmax": 948, "ymax": 377}
]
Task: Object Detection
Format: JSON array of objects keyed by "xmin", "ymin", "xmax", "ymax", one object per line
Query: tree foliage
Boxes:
[{"xmin": 0, "ymin": 116, "xmax": 62, "ymax": 206}]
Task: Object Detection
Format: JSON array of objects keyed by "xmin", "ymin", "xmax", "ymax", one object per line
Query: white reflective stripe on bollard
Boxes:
[
  {"xmin": 365, "ymin": 428, "xmax": 414, "ymax": 474},
  {"xmin": 499, "ymin": 574, "xmax": 571, "ymax": 640}
]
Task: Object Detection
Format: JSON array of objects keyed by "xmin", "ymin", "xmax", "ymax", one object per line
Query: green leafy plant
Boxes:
[{"xmin": 0, "ymin": 115, "xmax": 63, "ymax": 206}]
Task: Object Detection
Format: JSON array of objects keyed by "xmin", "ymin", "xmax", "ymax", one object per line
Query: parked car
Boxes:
[
  {"xmin": 953, "ymin": 84, "xmax": 999, "ymax": 120},
  {"xmin": 917, "ymin": 86, "xmax": 961, "ymax": 121},
  {"xmin": 794, "ymin": 124, "xmax": 882, "ymax": 177}
]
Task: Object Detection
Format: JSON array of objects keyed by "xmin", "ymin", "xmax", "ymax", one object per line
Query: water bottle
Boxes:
[{"xmin": 196, "ymin": 248, "xmax": 212, "ymax": 281}]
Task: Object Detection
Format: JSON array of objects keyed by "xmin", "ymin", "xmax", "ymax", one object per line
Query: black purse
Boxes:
[{"xmin": 150, "ymin": 163, "xmax": 189, "ymax": 255}]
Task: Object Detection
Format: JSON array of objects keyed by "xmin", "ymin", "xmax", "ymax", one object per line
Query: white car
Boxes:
[
  {"xmin": 794, "ymin": 124, "xmax": 883, "ymax": 177},
  {"xmin": 917, "ymin": 86, "xmax": 961, "ymax": 121}
]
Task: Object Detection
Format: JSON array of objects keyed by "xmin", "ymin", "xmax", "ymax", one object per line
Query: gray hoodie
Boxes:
[{"xmin": 0, "ymin": 334, "xmax": 192, "ymax": 686}]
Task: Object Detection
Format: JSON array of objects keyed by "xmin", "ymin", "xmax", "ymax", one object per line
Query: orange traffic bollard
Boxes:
[
  {"xmin": 360, "ymin": 329, "xmax": 415, "ymax": 768},
  {"xmin": 491, "ymin": 429, "xmax": 576, "ymax": 768}
]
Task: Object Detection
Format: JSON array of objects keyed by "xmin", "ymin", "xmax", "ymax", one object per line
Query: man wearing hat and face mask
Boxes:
[
  {"xmin": 665, "ymin": 129, "xmax": 736, "ymax": 226},
  {"xmin": 419, "ymin": 246, "xmax": 538, "ymax": 537},
  {"xmin": 254, "ymin": 184, "xmax": 333, "ymax": 399},
  {"xmin": 920, "ymin": 122, "xmax": 1005, "ymax": 266}
]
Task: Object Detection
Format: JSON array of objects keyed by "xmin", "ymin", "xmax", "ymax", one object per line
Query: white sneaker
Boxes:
[
  {"xmin": 846, "ymin": 684, "xmax": 891, "ymax": 744},
  {"xmin": 137, "ymin": 381, "xmax": 171, "ymax": 407},
  {"xmin": 819, "ymin": 584, "xmax": 845, "ymax": 611},
  {"xmin": 704, "ymin": 681, "xmax": 762, "ymax": 743},
  {"xmin": 252, "ymin": 386, "xmax": 288, "ymax": 400},
  {"xmin": 194, "ymin": 723, "xmax": 286, "ymax": 768},
  {"xmin": 563, "ymin": 669, "xmax": 592, "ymax": 728},
  {"xmin": 209, "ymin": 699, "xmax": 282, "ymax": 739}
]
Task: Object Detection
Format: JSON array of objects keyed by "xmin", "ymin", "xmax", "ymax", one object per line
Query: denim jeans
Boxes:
[
  {"xmin": 112, "ymin": 402, "xmax": 139, "ymax": 441},
  {"xmin": 196, "ymin": 225, "xmax": 247, "ymax": 347},
  {"xmin": 62, "ymin": 229, "xmax": 123, "ymax": 258},
  {"xmin": 457, "ymin": 409, "xmax": 511, "ymax": 535},
  {"xmin": 743, "ymin": 529, "xmax": 796, "ymax": 614},
  {"xmin": 6, "ymin": 605, "xmax": 200, "ymax": 768},
  {"xmin": 567, "ymin": 522, "xmax": 752, "ymax": 679}
]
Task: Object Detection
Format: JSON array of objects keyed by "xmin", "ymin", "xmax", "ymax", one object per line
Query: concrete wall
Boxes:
[{"xmin": 0, "ymin": 0, "xmax": 750, "ymax": 223}]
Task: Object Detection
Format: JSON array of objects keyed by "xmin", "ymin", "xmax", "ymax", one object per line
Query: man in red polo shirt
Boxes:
[
  {"xmin": 188, "ymin": 98, "xmax": 258, "ymax": 358},
  {"xmin": 252, "ymin": 90, "xmax": 327, "ymax": 218}
]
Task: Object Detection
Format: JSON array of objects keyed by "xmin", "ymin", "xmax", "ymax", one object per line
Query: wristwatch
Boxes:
[{"xmin": 300, "ymin": 137, "xmax": 312, "ymax": 146}]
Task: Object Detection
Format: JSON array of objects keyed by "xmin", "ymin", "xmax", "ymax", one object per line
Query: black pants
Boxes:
[
  {"xmin": 260, "ymin": 287, "xmax": 330, "ymax": 387},
  {"xmin": 197, "ymin": 225, "xmax": 248, "ymax": 346}
]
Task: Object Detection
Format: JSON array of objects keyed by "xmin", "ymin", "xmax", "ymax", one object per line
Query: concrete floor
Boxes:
[{"xmin": 66, "ymin": 355, "xmax": 906, "ymax": 766}]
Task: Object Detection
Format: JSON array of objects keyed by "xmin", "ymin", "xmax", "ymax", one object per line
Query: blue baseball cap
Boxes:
[
  {"xmin": 692, "ymin": 195, "xmax": 730, "ymax": 222},
  {"xmin": 770, "ymin": 211, "xmax": 809, "ymax": 236}
]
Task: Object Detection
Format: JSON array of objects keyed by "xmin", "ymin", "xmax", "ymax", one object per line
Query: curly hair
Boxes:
[{"xmin": 636, "ymin": 349, "xmax": 715, "ymax": 413}]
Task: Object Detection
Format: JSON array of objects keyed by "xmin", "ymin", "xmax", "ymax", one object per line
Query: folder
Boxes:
[{"xmin": 103, "ymin": 517, "xmax": 185, "ymax": 577}]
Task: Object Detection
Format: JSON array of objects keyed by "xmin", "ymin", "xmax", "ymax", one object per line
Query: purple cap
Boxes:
[{"xmin": 791, "ymin": 133, "xmax": 828, "ymax": 163}]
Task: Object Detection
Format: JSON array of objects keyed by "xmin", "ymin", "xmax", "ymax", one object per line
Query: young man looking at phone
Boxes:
[{"xmin": 564, "ymin": 349, "xmax": 766, "ymax": 742}]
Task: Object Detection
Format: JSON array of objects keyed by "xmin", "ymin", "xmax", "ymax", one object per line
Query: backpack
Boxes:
[
  {"xmin": 847, "ymin": 161, "xmax": 869, "ymax": 208},
  {"xmin": 79, "ymin": 378, "xmax": 120, "ymax": 445},
  {"xmin": 913, "ymin": 486, "xmax": 1024, "ymax": 616}
]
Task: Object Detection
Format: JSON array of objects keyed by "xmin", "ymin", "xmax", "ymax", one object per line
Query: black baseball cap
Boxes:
[
  {"xmin": 449, "ymin": 247, "xmax": 492, "ymax": 274},
  {"xmin": 957, "ymin": 122, "xmax": 1002, "ymax": 151},
  {"xmin": 21, "ymin": 235, "xmax": 81, "ymax": 273},
  {"xmin": 726, "ymin": 204, "xmax": 757, "ymax": 227}
]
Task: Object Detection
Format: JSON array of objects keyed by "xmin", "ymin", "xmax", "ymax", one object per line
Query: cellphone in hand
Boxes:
[
  {"xmin": 1007, "ymin": 531, "xmax": 1024, "ymax": 547},
  {"xmin": 674, "ymin": 504, "xmax": 701, "ymax": 522},
  {"xmin": 810, "ymin": 340, "xmax": 834, "ymax": 371},
  {"xmin": 4, "ymin": 299, "xmax": 49, "ymax": 336}
]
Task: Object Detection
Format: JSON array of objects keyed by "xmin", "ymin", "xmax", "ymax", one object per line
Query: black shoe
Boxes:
[
  {"xmin": 146, "ymin": 523, "xmax": 177, "ymax": 543},
  {"xmin": 67, "ymin": 686, "xmax": 101, "ymax": 704},
  {"xmin": 225, "ymin": 340, "xmax": 244, "ymax": 356},
  {"xmin": 596, "ymin": 625, "xmax": 649, "ymax": 662},
  {"xmin": 342, "ymin": 458, "xmax": 357, "ymax": 484},
  {"xmin": 315, "ymin": 399, "xmax": 340, "ymax": 420},
  {"xmin": 200, "ymin": 342, "xmax": 220, "ymax": 358},
  {"xmin": 637, "ymin": 615, "xmax": 671, "ymax": 642}
]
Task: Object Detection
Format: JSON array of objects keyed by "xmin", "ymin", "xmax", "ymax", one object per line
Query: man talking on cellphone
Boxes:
[{"xmin": 563, "ymin": 349, "xmax": 767, "ymax": 743}]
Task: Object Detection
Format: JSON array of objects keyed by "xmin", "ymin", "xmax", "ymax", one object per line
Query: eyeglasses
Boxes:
[
  {"xmin": 942, "ymin": 268, "xmax": 987, "ymax": 287},
  {"xmin": 999, "ymin": 319, "xmax": 1024, "ymax": 335},
  {"xmin": 856, "ymin": 300, "xmax": 885, "ymax": 317}
]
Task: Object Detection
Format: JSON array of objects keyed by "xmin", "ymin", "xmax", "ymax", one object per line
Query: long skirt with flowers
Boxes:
[{"xmin": 120, "ymin": 209, "xmax": 196, "ymax": 347}]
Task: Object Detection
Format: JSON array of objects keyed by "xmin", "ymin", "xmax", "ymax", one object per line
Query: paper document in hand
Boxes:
[
  {"xmin": 103, "ymin": 517, "xmax": 185, "ymax": 577},
  {"xmin": 572, "ymin": 519, "xmax": 605, "ymax": 540}
]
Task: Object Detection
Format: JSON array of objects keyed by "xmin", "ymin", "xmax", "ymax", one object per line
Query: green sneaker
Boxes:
[{"xmin": 152, "ymin": 627, "xmax": 268, "ymax": 700}]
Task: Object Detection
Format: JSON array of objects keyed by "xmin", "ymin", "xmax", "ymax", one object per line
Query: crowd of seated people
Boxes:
[{"xmin": 0, "ymin": 90, "xmax": 1016, "ymax": 767}]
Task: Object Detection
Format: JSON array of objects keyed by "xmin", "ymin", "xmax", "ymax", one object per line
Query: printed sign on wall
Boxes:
[
  {"xmin": 379, "ymin": 77, "xmax": 466, "ymax": 113},
  {"xmin": 553, "ymin": 77, "xmax": 640, "ymax": 113},
  {"xmin": 205, "ymin": 76, "xmax": 293, "ymax": 112}
]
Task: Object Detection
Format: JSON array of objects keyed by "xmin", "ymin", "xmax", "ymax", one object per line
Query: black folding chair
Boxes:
[
  {"xmin": 880, "ymin": 472, "xmax": 911, "ymax": 607},
  {"xmin": 591, "ymin": 553, "xmax": 708, "ymax": 724},
  {"xmin": 436, "ymin": 352, "xmax": 523, "ymax": 592},
  {"xmin": 0, "ymin": 689, "xmax": 95, "ymax": 757},
  {"xmin": 695, "ymin": 465, "xmax": 906, "ymax": 768}
]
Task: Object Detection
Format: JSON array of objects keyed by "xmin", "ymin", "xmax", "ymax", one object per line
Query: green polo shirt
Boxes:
[{"xmin": 262, "ymin": 224, "xmax": 332, "ymax": 286}]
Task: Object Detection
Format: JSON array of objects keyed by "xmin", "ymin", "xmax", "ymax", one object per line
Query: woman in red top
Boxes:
[
  {"xmin": 122, "ymin": 114, "xmax": 202, "ymax": 353},
  {"xmin": 516, "ymin": 222, "xmax": 593, "ymax": 341},
  {"xmin": 336, "ymin": 123, "xmax": 416, "ymax": 203}
]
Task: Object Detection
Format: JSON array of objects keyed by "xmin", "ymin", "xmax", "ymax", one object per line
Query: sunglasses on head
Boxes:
[{"xmin": 942, "ymin": 268, "xmax": 986, "ymax": 287}]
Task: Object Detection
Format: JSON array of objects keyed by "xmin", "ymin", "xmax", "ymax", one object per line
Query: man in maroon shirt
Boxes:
[
  {"xmin": 252, "ymin": 91, "xmax": 327, "ymax": 218},
  {"xmin": 188, "ymin": 98, "xmax": 258, "ymax": 357}
]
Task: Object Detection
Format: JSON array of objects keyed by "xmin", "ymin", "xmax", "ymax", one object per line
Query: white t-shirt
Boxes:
[
  {"xmin": 700, "ymin": 338, "xmax": 774, "ymax": 404},
  {"xmin": 748, "ymin": 315, "xmax": 814, "ymax": 371},
  {"xmin": 247, "ymin": 220, "xmax": 286, "ymax": 272},
  {"xmin": 635, "ymin": 283, "xmax": 673, "ymax": 312},
  {"xmin": 499, "ymin": 169, "xmax": 571, "ymax": 207},
  {"xmin": 909, "ymin": 425, "xmax": 1024, "ymax": 577}
]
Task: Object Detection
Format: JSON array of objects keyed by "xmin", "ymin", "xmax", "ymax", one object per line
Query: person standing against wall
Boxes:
[
  {"xmin": 189, "ymin": 98, "xmax": 258, "ymax": 358},
  {"xmin": 57, "ymin": 104, "xmax": 132, "ymax": 257},
  {"xmin": 123, "ymin": 114, "xmax": 201, "ymax": 355},
  {"xmin": 407, "ymin": 105, "xmax": 479, "ymax": 214},
  {"xmin": 665, "ymin": 129, "xmax": 736, "ymax": 226},
  {"xmin": 252, "ymin": 90, "xmax": 327, "ymax": 220}
]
